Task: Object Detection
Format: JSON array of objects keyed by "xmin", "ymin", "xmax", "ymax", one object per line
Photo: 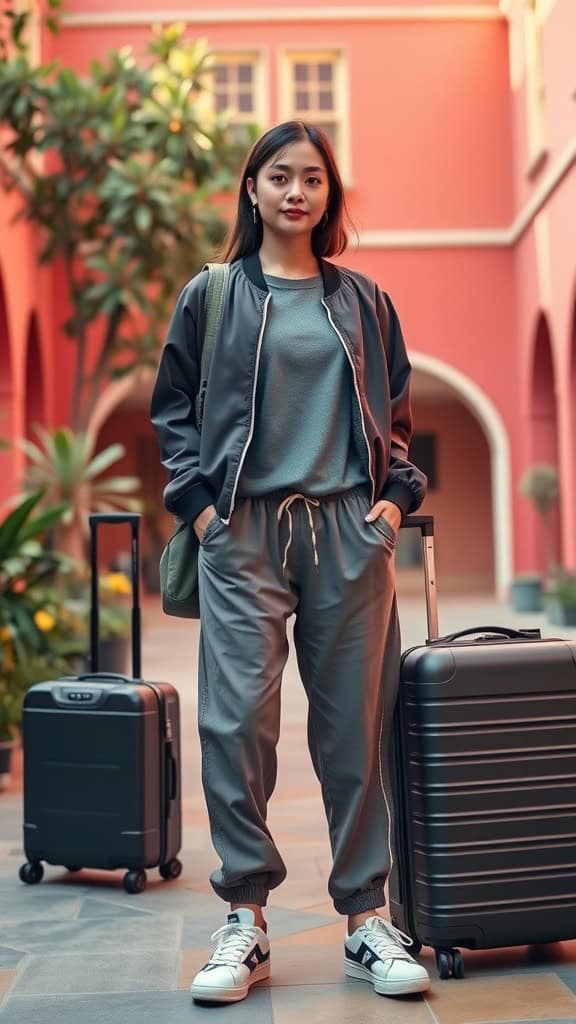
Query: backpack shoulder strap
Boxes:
[{"xmin": 195, "ymin": 262, "xmax": 230, "ymax": 429}]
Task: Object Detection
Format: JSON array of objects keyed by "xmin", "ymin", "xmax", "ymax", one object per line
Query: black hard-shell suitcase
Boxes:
[
  {"xmin": 20, "ymin": 513, "xmax": 182, "ymax": 894},
  {"xmin": 389, "ymin": 515, "xmax": 576, "ymax": 979}
]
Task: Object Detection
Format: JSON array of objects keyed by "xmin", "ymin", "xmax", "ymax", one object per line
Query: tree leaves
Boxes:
[{"xmin": 0, "ymin": 15, "xmax": 252, "ymax": 428}]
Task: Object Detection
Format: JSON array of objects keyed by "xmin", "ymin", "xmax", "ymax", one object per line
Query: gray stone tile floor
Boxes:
[{"xmin": 1, "ymin": 595, "xmax": 576, "ymax": 1023}]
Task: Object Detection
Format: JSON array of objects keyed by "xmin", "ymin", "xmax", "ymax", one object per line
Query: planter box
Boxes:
[
  {"xmin": 77, "ymin": 637, "xmax": 129, "ymax": 676},
  {"xmin": 546, "ymin": 597, "xmax": 576, "ymax": 628},
  {"xmin": 511, "ymin": 577, "xmax": 543, "ymax": 613},
  {"xmin": 0, "ymin": 739, "xmax": 16, "ymax": 791}
]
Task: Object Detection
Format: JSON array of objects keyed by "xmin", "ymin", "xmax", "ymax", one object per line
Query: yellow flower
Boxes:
[
  {"xmin": 34, "ymin": 610, "xmax": 56, "ymax": 633},
  {"xmin": 102, "ymin": 573, "xmax": 132, "ymax": 596}
]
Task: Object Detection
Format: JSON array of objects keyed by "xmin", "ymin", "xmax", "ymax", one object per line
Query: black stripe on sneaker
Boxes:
[
  {"xmin": 346, "ymin": 942, "xmax": 381, "ymax": 970},
  {"xmin": 243, "ymin": 944, "xmax": 270, "ymax": 973}
]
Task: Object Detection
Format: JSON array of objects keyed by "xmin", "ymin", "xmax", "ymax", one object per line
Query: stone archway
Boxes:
[
  {"xmin": 528, "ymin": 313, "xmax": 561, "ymax": 571},
  {"xmin": 87, "ymin": 368, "xmax": 164, "ymax": 591},
  {"xmin": 410, "ymin": 352, "xmax": 512, "ymax": 600},
  {"xmin": 24, "ymin": 311, "xmax": 46, "ymax": 438},
  {"xmin": 0, "ymin": 264, "xmax": 15, "ymax": 503}
]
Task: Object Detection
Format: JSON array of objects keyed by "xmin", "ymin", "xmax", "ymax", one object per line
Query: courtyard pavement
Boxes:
[{"xmin": 1, "ymin": 592, "xmax": 576, "ymax": 1023}]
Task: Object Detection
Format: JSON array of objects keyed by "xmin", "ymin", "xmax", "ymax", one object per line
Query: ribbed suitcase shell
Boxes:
[
  {"xmin": 389, "ymin": 635, "xmax": 576, "ymax": 951},
  {"xmin": 22, "ymin": 678, "xmax": 181, "ymax": 872}
]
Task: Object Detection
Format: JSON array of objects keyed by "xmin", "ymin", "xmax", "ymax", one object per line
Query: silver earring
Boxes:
[{"xmin": 251, "ymin": 198, "xmax": 258, "ymax": 223}]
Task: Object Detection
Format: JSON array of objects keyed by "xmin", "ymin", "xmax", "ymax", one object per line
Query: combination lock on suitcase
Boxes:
[
  {"xmin": 390, "ymin": 516, "xmax": 576, "ymax": 980},
  {"xmin": 19, "ymin": 513, "xmax": 183, "ymax": 894}
]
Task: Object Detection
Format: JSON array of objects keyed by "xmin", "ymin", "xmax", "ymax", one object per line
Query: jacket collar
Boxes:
[{"xmin": 242, "ymin": 251, "xmax": 340, "ymax": 298}]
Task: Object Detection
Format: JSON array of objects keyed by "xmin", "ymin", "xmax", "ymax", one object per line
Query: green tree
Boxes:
[{"xmin": 0, "ymin": 7, "xmax": 250, "ymax": 430}]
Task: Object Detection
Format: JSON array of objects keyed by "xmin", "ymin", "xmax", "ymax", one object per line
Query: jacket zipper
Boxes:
[
  {"xmin": 322, "ymin": 299, "xmax": 375, "ymax": 504},
  {"xmin": 223, "ymin": 292, "xmax": 272, "ymax": 524}
]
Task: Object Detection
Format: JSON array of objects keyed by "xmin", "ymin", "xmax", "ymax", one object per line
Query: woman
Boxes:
[{"xmin": 151, "ymin": 120, "xmax": 429, "ymax": 1004}]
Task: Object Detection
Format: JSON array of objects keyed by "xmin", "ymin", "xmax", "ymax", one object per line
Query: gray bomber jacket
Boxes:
[{"xmin": 150, "ymin": 252, "xmax": 427, "ymax": 525}]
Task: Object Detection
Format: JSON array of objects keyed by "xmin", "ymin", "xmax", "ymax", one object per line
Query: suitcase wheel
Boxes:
[
  {"xmin": 435, "ymin": 948, "xmax": 464, "ymax": 980},
  {"xmin": 19, "ymin": 861, "xmax": 44, "ymax": 886},
  {"xmin": 159, "ymin": 858, "xmax": 182, "ymax": 882},
  {"xmin": 123, "ymin": 869, "xmax": 147, "ymax": 895}
]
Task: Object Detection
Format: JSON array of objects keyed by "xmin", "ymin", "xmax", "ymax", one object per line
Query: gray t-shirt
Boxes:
[{"xmin": 238, "ymin": 273, "xmax": 366, "ymax": 497}]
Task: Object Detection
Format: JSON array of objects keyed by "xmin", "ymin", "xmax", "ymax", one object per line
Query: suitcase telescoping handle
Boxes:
[
  {"xmin": 401, "ymin": 517, "xmax": 541, "ymax": 647},
  {"xmin": 401, "ymin": 515, "xmax": 439, "ymax": 641},
  {"xmin": 89, "ymin": 513, "xmax": 141, "ymax": 679}
]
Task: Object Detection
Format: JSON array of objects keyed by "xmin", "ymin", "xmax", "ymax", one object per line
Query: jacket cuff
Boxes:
[
  {"xmin": 168, "ymin": 482, "xmax": 215, "ymax": 525},
  {"xmin": 380, "ymin": 481, "xmax": 414, "ymax": 523}
]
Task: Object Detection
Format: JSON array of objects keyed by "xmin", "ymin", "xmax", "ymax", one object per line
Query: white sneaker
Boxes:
[
  {"xmin": 190, "ymin": 908, "xmax": 270, "ymax": 1003},
  {"xmin": 345, "ymin": 916, "xmax": 430, "ymax": 996}
]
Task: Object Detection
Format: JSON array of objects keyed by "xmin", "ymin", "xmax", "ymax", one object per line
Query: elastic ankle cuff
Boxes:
[
  {"xmin": 334, "ymin": 888, "xmax": 385, "ymax": 915},
  {"xmin": 211, "ymin": 882, "xmax": 269, "ymax": 907}
]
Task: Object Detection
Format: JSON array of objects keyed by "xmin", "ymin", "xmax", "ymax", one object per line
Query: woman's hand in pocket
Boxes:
[
  {"xmin": 193, "ymin": 505, "xmax": 217, "ymax": 543},
  {"xmin": 365, "ymin": 499, "xmax": 402, "ymax": 535}
]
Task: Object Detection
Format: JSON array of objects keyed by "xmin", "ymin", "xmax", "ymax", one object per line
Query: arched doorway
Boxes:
[
  {"xmin": 0, "ymin": 266, "xmax": 15, "ymax": 504},
  {"xmin": 408, "ymin": 352, "xmax": 512, "ymax": 600},
  {"xmin": 528, "ymin": 313, "xmax": 561, "ymax": 572},
  {"xmin": 88, "ymin": 369, "xmax": 166, "ymax": 593},
  {"xmin": 24, "ymin": 312, "xmax": 45, "ymax": 438},
  {"xmin": 90, "ymin": 362, "xmax": 513, "ymax": 598}
]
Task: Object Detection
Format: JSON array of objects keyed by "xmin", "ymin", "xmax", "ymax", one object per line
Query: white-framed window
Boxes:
[
  {"xmin": 208, "ymin": 52, "xmax": 266, "ymax": 140},
  {"xmin": 280, "ymin": 51, "xmax": 351, "ymax": 183}
]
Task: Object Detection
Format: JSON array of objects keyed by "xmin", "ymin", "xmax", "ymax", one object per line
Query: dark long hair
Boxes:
[{"xmin": 220, "ymin": 121, "xmax": 352, "ymax": 262}]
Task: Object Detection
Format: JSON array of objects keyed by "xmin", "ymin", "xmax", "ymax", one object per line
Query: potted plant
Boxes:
[
  {"xmin": 0, "ymin": 491, "xmax": 68, "ymax": 786},
  {"xmin": 513, "ymin": 464, "xmax": 559, "ymax": 612},
  {"xmin": 19, "ymin": 426, "xmax": 142, "ymax": 564},
  {"xmin": 0, "ymin": 662, "xmax": 22, "ymax": 788},
  {"xmin": 545, "ymin": 571, "xmax": 576, "ymax": 628},
  {"xmin": 51, "ymin": 567, "xmax": 133, "ymax": 674}
]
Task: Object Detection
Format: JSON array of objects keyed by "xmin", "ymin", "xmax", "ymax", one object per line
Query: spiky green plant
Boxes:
[{"xmin": 19, "ymin": 427, "xmax": 141, "ymax": 562}]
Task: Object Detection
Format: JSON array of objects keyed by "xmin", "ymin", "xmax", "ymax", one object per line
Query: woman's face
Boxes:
[{"xmin": 247, "ymin": 139, "xmax": 330, "ymax": 240}]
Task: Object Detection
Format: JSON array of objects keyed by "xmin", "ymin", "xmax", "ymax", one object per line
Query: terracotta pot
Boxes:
[{"xmin": 0, "ymin": 738, "xmax": 16, "ymax": 791}]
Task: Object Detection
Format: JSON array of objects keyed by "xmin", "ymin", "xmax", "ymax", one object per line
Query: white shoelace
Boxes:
[
  {"xmin": 207, "ymin": 923, "xmax": 257, "ymax": 967},
  {"xmin": 359, "ymin": 918, "xmax": 415, "ymax": 963},
  {"xmin": 277, "ymin": 493, "xmax": 320, "ymax": 572}
]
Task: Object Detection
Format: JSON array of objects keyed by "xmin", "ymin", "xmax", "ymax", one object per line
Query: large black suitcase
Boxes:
[
  {"xmin": 19, "ymin": 513, "xmax": 182, "ymax": 894},
  {"xmin": 389, "ymin": 515, "xmax": 576, "ymax": 979}
]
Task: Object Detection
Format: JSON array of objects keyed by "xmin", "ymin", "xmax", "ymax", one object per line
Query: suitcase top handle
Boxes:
[
  {"xmin": 88, "ymin": 513, "xmax": 141, "ymax": 678},
  {"xmin": 426, "ymin": 625, "xmax": 542, "ymax": 646}
]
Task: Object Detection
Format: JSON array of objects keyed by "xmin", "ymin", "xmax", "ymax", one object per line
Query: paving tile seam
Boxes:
[
  {"xmin": 0, "ymin": 957, "xmax": 30, "ymax": 1014},
  {"xmin": 557, "ymin": 975, "xmax": 576, "ymax": 1003},
  {"xmin": 422, "ymin": 997, "xmax": 442, "ymax": 1024},
  {"xmin": 4, "ymin": 991, "xmax": 192, "ymax": 1002}
]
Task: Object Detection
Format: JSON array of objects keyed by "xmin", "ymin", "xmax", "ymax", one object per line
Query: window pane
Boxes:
[
  {"xmin": 318, "ymin": 90, "xmax": 334, "ymax": 111},
  {"xmin": 215, "ymin": 93, "xmax": 228, "ymax": 113},
  {"xmin": 238, "ymin": 64, "xmax": 253, "ymax": 84},
  {"xmin": 294, "ymin": 63, "xmax": 309, "ymax": 83},
  {"xmin": 214, "ymin": 66, "xmax": 228, "ymax": 85},
  {"xmin": 318, "ymin": 62, "xmax": 333, "ymax": 82},
  {"xmin": 295, "ymin": 90, "xmax": 310, "ymax": 111},
  {"xmin": 238, "ymin": 92, "xmax": 253, "ymax": 113}
]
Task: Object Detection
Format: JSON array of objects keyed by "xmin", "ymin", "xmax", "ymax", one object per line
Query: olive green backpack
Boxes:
[{"xmin": 159, "ymin": 263, "xmax": 230, "ymax": 618}]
